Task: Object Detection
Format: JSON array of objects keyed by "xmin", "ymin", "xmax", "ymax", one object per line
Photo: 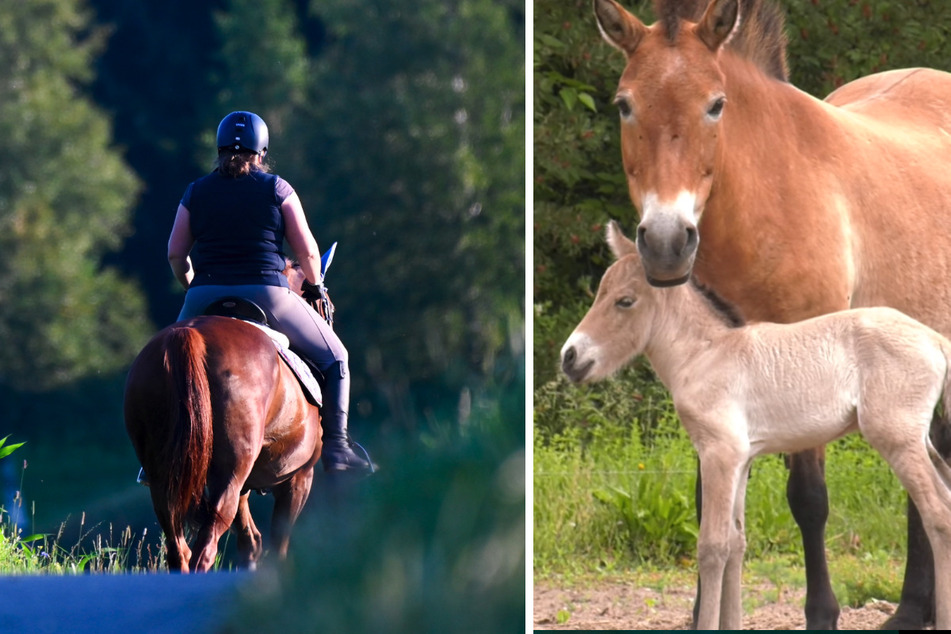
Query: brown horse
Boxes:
[
  {"xmin": 592, "ymin": 0, "xmax": 951, "ymax": 628},
  {"xmin": 124, "ymin": 312, "xmax": 322, "ymax": 573}
]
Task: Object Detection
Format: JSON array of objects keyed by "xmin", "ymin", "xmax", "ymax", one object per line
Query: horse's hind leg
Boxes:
[
  {"xmin": 785, "ymin": 448, "xmax": 840, "ymax": 629},
  {"xmin": 189, "ymin": 478, "xmax": 244, "ymax": 572},
  {"xmin": 270, "ymin": 467, "xmax": 316, "ymax": 558},
  {"xmin": 163, "ymin": 531, "xmax": 192, "ymax": 574},
  {"xmin": 149, "ymin": 490, "xmax": 191, "ymax": 573},
  {"xmin": 233, "ymin": 491, "xmax": 264, "ymax": 569}
]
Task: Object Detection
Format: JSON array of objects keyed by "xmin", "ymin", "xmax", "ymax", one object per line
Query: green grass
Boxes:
[
  {"xmin": 0, "ymin": 435, "xmax": 168, "ymax": 574},
  {"xmin": 0, "ymin": 506, "xmax": 165, "ymax": 574},
  {"xmin": 534, "ymin": 373, "xmax": 908, "ymax": 605},
  {"xmin": 2, "ymin": 395, "xmax": 527, "ymax": 634}
]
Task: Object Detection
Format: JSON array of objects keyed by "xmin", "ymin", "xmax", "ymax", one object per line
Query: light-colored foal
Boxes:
[{"xmin": 561, "ymin": 221, "xmax": 951, "ymax": 630}]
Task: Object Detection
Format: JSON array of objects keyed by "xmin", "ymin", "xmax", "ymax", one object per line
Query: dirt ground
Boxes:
[{"xmin": 534, "ymin": 580, "xmax": 907, "ymax": 630}]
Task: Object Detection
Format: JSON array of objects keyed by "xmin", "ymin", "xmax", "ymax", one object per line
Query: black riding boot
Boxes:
[{"xmin": 321, "ymin": 362, "xmax": 374, "ymax": 474}]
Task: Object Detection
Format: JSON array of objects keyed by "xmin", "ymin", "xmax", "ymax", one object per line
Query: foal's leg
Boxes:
[
  {"xmin": 785, "ymin": 448, "xmax": 840, "ymax": 629},
  {"xmin": 692, "ymin": 459, "xmax": 704, "ymax": 628},
  {"xmin": 883, "ymin": 415, "xmax": 950, "ymax": 629},
  {"xmin": 884, "ymin": 499, "xmax": 936, "ymax": 630},
  {"xmin": 693, "ymin": 459, "xmax": 751, "ymax": 629},
  {"xmin": 270, "ymin": 467, "xmax": 316, "ymax": 558},
  {"xmin": 879, "ymin": 441, "xmax": 951, "ymax": 630},
  {"xmin": 719, "ymin": 462, "xmax": 750, "ymax": 630},
  {"xmin": 695, "ymin": 447, "xmax": 746, "ymax": 630},
  {"xmin": 232, "ymin": 491, "xmax": 264, "ymax": 570}
]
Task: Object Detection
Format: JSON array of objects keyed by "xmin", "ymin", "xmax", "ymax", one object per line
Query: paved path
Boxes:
[{"xmin": 0, "ymin": 571, "xmax": 250, "ymax": 633}]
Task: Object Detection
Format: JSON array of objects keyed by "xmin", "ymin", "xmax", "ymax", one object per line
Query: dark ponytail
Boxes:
[{"xmin": 215, "ymin": 150, "xmax": 270, "ymax": 178}]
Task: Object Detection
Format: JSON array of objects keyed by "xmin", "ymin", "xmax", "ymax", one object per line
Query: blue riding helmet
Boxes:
[{"xmin": 216, "ymin": 111, "xmax": 268, "ymax": 155}]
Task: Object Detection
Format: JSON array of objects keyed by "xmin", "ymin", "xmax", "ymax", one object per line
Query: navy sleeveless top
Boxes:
[{"xmin": 182, "ymin": 170, "xmax": 295, "ymax": 287}]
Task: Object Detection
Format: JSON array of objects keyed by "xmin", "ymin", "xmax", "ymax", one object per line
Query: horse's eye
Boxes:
[
  {"xmin": 615, "ymin": 96, "xmax": 634, "ymax": 120},
  {"xmin": 706, "ymin": 96, "xmax": 726, "ymax": 120},
  {"xmin": 616, "ymin": 296, "xmax": 636, "ymax": 308}
]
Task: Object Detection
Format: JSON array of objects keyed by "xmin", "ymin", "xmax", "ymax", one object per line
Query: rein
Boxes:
[{"xmin": 301, "ymin": 280, "xmax": 335, "ymax": 328}]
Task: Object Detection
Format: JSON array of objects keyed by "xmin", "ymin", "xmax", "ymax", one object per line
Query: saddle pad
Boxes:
[{"xmin": 247, "ymin": 322, "xmax": 322, "ymax": 407}]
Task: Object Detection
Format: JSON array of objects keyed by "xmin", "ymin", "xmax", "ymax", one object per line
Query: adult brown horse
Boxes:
[
  {"xmin": 124, "ymin": 262, "xmax": 328, "ymax": 572},
  {"xmin": 592, "ymin": 0, "xmax": 951, "ymax": 628}
]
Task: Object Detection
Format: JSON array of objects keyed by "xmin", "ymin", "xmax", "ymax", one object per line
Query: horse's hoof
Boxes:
[
  {"xmin": 880, "ymin": 610, "xmax": 931, "ymax": 631},
  {"xmin": 805, "ymin": 603, "xmax": 840, "ymax": 630}
]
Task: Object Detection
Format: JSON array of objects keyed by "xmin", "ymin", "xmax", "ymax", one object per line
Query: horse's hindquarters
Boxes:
[{"xmin": 124, "ymin": 316, "xmax": 322, "ymax": 571}]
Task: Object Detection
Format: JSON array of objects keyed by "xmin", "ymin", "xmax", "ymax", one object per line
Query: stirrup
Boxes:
[
  {"xmin": 352, "ymin": 441, "xmax": 376, "ymax": 474},
  {"xmin": 323, "ymin": 439, "xmax": 376, "ymax": 474}
]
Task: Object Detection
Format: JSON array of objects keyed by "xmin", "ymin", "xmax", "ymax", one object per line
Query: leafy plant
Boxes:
[
  {"xmin": 0, "ymin": 435, "xmax": 24, "ymax": 461},
  {"xmin": 593, "ymin": 480, "xmax": 698, "ymax": 564}
]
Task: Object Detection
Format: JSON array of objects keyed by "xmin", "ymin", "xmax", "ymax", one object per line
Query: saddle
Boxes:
[{"xmin": 202, "ymin": 297, "xmax": 323, "ymax": 406}]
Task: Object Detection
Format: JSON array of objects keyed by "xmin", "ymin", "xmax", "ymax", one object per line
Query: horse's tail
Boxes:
[{"xmin": 161, "ymin": 326, "xmax": 214, "ymax": 532}]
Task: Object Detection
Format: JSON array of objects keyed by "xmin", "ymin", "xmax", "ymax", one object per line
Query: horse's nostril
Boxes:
[
  {"xmin": 563, "ymin": 346, "xmax": 576, "ymax": 368},
  {"xmin": 685, "ymin": 226, "xmax": 698, "ymax": 249},
  {"xmin": 672, "ymin": 225, "xmax": 698, "ymax": 257}
]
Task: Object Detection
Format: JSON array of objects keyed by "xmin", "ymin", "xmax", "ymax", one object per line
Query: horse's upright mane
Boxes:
[
  {"xmin": 655, "ymin": 0, "xmax": 789, "ymax": 81},
  {"xmin": 690, "ymin": 277, "xmax": 746, "ymax": 328},
  {"xmin": 656, "ymin": 0, "xmax": 707, "ymax": 41}
]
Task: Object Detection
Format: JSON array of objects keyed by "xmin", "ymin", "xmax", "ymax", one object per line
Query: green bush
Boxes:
[{"xmin": 534, "ymin": 361, "xmax": 676, "ymax": 444}]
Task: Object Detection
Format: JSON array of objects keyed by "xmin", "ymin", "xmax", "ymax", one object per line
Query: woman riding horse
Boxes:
[{"xmin": 164, "ymin": 111, "xmax": 372, "ymax": 475}]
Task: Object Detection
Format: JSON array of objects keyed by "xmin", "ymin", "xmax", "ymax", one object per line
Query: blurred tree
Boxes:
[
  {"xmin": 0, "ymin": 0, "xmax": 150, "ymax": 391},
  {"xmin": 90, "ymin": 0, "xmax": 223, "ymax": 326},
  {"xmin": 208, "ymin": 0, "xmax": 525, "ymax": 427},
  {"xmin": 210, "ymin": 0, "xmax": 311, "ymax": 138}
]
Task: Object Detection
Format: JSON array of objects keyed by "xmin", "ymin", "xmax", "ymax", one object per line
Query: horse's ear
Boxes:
[
  {"xmin": 696, "ymin": 0, "xmax": 740, "ymax": 51},
  {"xmin": 594, "ymin": 0, "xmax": 648, "ymax": 55},
  {"xmin": 606, "ymin": 220, "xmax": 637, "ymax": 259}
]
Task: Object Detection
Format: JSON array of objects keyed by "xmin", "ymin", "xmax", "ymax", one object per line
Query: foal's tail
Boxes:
[
  {"xmin": 932, "ymin": 338, "xmax": 951, "ymax": 491},
  {"xmin": 926, "ymin": 440, "xmax": 951, "ymax": 495},
  {"xmin": 161, "ymin": 326, "xmax": 214, "ymax": 532}
]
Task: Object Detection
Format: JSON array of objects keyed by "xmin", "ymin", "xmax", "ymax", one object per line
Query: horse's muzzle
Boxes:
[
  {"xmin": 636, "ymin": 220, "xmax": 698, "ymax": 286},
  {"xmin": 561, "ymin": 345, "xmax": 594, "ymax": 383}
]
